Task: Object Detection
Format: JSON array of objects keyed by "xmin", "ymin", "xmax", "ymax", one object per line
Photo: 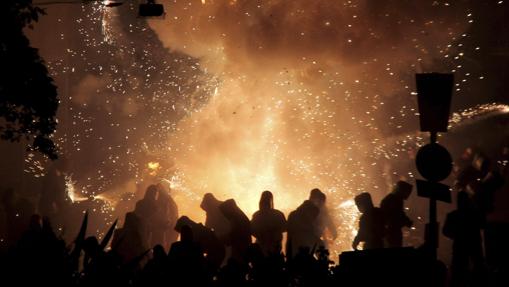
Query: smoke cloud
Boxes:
[{"xmin": 143, "ymin": 0, "xmax": 471, "ymax": 252}]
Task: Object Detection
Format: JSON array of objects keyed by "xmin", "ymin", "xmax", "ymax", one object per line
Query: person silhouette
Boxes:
[
  {"xmin": 380, "ymin": 181, "xmax": 413, "ymax": 247},
  {"xmin": 474, "ymin": 162, "xmax": 504, "ymax": 219},
  {"xmin": 309, "ymin": 188, "xmax": 337, "ymax": 248},
  {"xmin": 140, "ymin": 244, "xmax": 168, "ymax": 286},
  {"xmin": 219, "ymin": 199, "xmax": 251, "ymax": 263},
  {"xmin": 352, "ymin": 192, "xmax": 384, "ymax": 250},
  {"xmin": 15, "ymin": 214, "xmax": 68, "ymax": 286},
  {"xmin": 168, "ymin": 225, "xmax": 208, "ymax": 285},
  {"xmin": 443, "ymin": 191, "xmax": 484, "ymax": 287},
  {"xmin": 153, "ymin": 183, "xmax": 178, "ymax": 250},
  {"xmin": 251, "ymin": 191, "xmax": 287, "ymax": 256},
  {"xmin": 134, "ymin": 184, "xmax": 160, "ymax": 248},
  {"xmin": 112, "ymin": 212, "xmax": 147, "ymax": 265},
  {"xmin": 175, "ymin": 215, "xmax": 226, "ymax": 271},
  {"xmin": 200, "ymin": 193, "xmax": 230, "ymax": 244},
  {"xmin": 286, "ymin": 200, "xmax": 320, "ymax": 259}
]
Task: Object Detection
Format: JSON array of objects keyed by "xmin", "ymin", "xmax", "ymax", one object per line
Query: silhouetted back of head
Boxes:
[
  {"xmin": 145, "ymin": 184, "xmax": 159, "ymax": 201},
  {"xmin": 200, "ymin": 192, "xmax": 219, "ymax": 211},
  {"xmin": 153, "ymin": 244, "xmax": 166, "ymax": 259},
  {"xmin": 309, "ymin": 188, "xmax": 326, "ymax": 206},
  {"xmin": 259, "ymin": 190, "xmax": 274, "ymax": 210},
  {"xmin": 394, "ymin": 181, "xmax": 413, "ymax": 199},
  {"xmin": 180, "ymin": 225, "xmax": 193, "ymax": 242},
  {"xmin": 156, "ymin": 182, "xmax": 170, "ymax": 194},
  {"xmin": 219, "ymin": 199, "xmax": 239, "ymax": 218},
  {"xmin": 175, "ymin": 216, "xmax": 196, "ymax": 232},
  {"xmin": 355, "ymin": 192, "xmax": 374, "ymax": 213},
  {"xmin": 299, "ymin": 200, "xmax": 320, "ymax": 220}
]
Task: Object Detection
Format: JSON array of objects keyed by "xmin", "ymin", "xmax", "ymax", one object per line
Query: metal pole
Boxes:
[{"xmin": 427, "ymin": 131, "xmax": 438, "ymax": 261}]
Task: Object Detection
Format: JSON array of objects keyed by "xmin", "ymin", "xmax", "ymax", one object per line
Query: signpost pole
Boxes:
[
  {"xmin": 428, "ymin": 131, "xmax": 438, "ymax": 261},
  {"xmin": 415, "ymin": 73, "xmax": 454, "ymax": 262}
]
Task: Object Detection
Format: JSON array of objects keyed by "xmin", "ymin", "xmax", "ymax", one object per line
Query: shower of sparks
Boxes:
[
  {"xmin": 22, "ymin": 0, "xmax": 509, "ymax": 256},
  {"xmin": 334, "ymin": 199, "xmax": 360, "ymax": 255},
  {"xmin": 65, "ymin": 175, "xmax": 88, "ymax": 203},
  {"xmin": 100, "ymin": 4, "xmax": 116, "ymax": 44},
  {"xmin": 449, "ymin": 103, "xmax": 509, "ymax": 129}
]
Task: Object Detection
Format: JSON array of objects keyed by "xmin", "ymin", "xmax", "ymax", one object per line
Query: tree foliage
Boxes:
[{"xmin": 0, "ymin": 0, "xmax": 59, "ymax": 159}]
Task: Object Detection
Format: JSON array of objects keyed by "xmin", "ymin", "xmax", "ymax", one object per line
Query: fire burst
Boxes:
[{"xmin": 26, "ymin": 0, "xmax": 506, "ymax": 259}]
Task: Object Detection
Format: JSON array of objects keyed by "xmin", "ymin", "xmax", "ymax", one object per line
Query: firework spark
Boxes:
[{"xmin": 22, "ymin": 0, "xmax": 508, "ymax": 258}]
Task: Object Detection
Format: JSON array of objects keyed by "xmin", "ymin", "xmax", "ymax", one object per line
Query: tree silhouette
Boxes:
[{"xmin": 0, "ymin": 0, "xmax": 59, "ymax": 159}]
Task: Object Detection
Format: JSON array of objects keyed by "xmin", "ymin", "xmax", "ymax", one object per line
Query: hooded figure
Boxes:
[
  {"xmin": 175, "ymin": 216, "xmax": 226, "ymax": 271},
  {"xmin": 286, "ymin": 200, "xmax": 320, "ymax": 259},
  {"xmin": 200, "ymin": 193, "xmax": 230, "ymax": 243},
  {"xmin": 168, "ymin": 225, "xmax": 208, "ymax": 285},
  {"xmin": 251, "ymin": 191, "xmax": 287, "ymax": 256},
  {"xmin": 352, "ymin": 192, "xmax": 385, "ymax": 250},
  {"xmin": 153, "ymin": 183, "xmax": 179, "ymax": 250},
  {"xmin": 112, "ymin": 212, "xmax": 147, "ymax": 265},
  {"xmin": 134, "ymin": 185, "xmax": 160, "ymax": 247},
  {"xmin": 309, "ymin": 189, "xmax": 337, "ymax": 247},
  {"xmin": 380, "ymin": 181, "xmax": 413, "ymax": 247},
  {"xmin": 219, "ymin": 199, "xmax": 251, "ymax": 263},
  {"xmin": 443, "ymin": 191, "xmax": 484, "ymax": 287}
]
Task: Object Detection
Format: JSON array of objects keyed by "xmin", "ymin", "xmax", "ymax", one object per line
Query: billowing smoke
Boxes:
[
  {"xmin": 12, "ymin": 0, "xmax": 481, "ymax": 255},
  {"xmin": 142, "ymin": 0, "xmax": 471, "ymax": 253}
]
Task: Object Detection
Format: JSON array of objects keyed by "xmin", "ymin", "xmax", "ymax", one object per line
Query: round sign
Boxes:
[{"xmin": 415, "ymin": 143, "xmax": 453, "ymax": 182}]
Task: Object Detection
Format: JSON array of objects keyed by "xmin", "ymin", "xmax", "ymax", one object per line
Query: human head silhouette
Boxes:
[
  {"xmin": 144, "ymin": 184, "xmax": 159, "ymax": 201},
  {"xmin": 180, "ymin": 225, "xmax": 193, "ymax": 242},
  {"xmin": 259, "ymin": 190, "xmax": 274, "ymax": 210},
  {"xmin": 152, "ymin": 244, "xmax": 166, "ymax": 259},
  {"xmin": 219, "ymin": 199, "xmax": 239, "ymax": 218},
  {"xmin": 309, "ymin": 188, "xmax": 326, "ymax": 207},
  {"xmin": 354, "ymin": 192, "xmax": 374, "ymax": 213},
  {"xmin": 200, "ymin": 193, "xmax": 220, "ymax": 212},
  {"xmin": 394, "ymin": 181, "xmax": 413, "ymax": 200},
  {"xmin": 299, "ymin": 200, "xmax": 320, "ymax": 221},
  {"xmin": 175, "ymin": 216, "xmax": 195, "ymax": 232}
]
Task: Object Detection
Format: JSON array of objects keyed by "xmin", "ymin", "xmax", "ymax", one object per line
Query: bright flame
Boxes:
[
  {"xmin": 160, "ymin": 74, "xmax": 377, "ymax": 258},
  {"xmin": 148, "ymin": 161, "xmax": 161, "ymax": 170},
  {"xmin": 338, "ymin": 199, "xmax": 360, "ymax": 239},
  {"xmin": 148, "ymin": 161, "xmax": 161, "ymax": 176},
  {"xmin": 100, "ymin": 2, "xmax": 117, "ymax": 44}
]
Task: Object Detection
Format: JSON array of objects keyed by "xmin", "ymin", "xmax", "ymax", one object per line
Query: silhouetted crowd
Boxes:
[{"xmin": 0, "ymin": 147, "xmax": 508, "ymax": 287}]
